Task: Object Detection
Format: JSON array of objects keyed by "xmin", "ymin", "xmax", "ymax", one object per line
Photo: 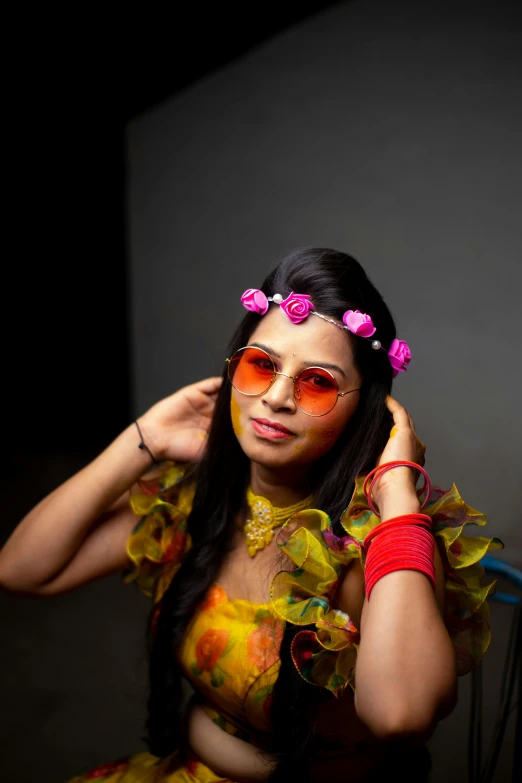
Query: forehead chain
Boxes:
[{"xmin": 240, "ymin": 289, "xmax": 411, "ymax": 379}]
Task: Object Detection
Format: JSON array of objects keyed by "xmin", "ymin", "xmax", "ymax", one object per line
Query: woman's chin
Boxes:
[{"xmin": 238, "ymin": 436, "xmax": 323, "ymax": 469}]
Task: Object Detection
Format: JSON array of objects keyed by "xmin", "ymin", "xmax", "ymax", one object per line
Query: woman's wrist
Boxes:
[
  {"xmin": 136, "ymin": 412, "xmax": 165, "ymax": 462},
  {"xmin": 374, "ymin": 483, "xmax": 421, "ymax": 522},
  {"xmin": 369, "ymin": 464, "xmax": 416, "ymax": 508}
]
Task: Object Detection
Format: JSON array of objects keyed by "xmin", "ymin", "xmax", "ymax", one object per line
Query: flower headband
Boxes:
[{"xmin": 241, "ymin": 289, "xmax": 411, "ymax": 377}]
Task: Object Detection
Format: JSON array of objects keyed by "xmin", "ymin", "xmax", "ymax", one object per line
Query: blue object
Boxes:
[
  {"xmin": 481, "ymin": 554, "xmax": 522, "ymax": 607},
  {"xmin": 480, "ymin": 554, "xmax": 522, "ymax": 590},
  {"xmin": 473, "ymin": 553, "xmax": 522, "ymax": 782},
  {"xmin": 489, "ymin": 593, "xmax": 520, "ymax": 606}
]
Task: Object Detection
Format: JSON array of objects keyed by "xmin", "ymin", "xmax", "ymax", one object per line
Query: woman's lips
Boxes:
[{"xmin": 251, "ymin": 418, "xmax": 295, "ymax": 440}]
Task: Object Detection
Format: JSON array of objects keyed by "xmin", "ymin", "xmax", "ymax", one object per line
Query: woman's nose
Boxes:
[{"xmin": 262, "ymin": 372, "xmax": 297, "ymax": 411}]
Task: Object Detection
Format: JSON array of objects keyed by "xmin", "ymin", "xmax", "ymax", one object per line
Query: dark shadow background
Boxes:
[
  {"xmin": 7, "ymin": 2, "xmax": 344, "ymax": 457},
  {"xmin": 2, "ymin": 1, "xmax": 521, "ymax": 781}
]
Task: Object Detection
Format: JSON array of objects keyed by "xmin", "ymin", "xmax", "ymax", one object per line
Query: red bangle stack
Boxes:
[
  {"xmin": 363, "ymin": 513, "xmax": 435, "ymax": 599},
  {"xmin": 362, "ymin": 461, "xmax": 436, "ymax": 600}
]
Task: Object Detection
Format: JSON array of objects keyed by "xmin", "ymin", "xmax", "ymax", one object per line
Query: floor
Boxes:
[{"xmin": 0, "ymin": 451, "xmax": 518, "ymax": 783}]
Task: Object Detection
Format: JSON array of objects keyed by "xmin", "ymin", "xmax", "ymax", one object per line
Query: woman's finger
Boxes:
[
  {"xmin": 387, "ymin": 395, "xmax": 418, "ymax": 434},
  {"xmin": 195, "ymin": 376, "xmax": 223, "ymax": 394},
  {"xmin": 385, "ymin": 395, "xmax": 410, "ymax": 428}
]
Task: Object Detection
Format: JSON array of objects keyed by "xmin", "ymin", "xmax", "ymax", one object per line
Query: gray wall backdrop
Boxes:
[{"xmin": 128, "ymin": 0, "xmax": 522, "ymax": 567}]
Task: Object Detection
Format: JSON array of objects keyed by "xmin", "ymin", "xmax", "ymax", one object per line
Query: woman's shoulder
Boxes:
[
  {"xmin": 121, "ymin": 461, "xmax": 197, "ymax": 602},
  {"xmin": 268, "ymin": 471, "xmax": 503, "ymax": 696},
  {"xmin": 341, "ymin": 473, "xmax": 504, "ymax": 675}
]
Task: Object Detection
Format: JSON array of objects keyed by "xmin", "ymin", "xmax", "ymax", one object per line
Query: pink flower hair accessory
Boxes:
[
  {"xmin": 387, "ymin": 338, "xmax": 411, "ymax": 377},
  {"xmin": 239, "ymin": 288, "xmax": 412, "ymax": 375},
  {"xmin": 241, "ymin": 288, "xmax": 269, "ymax": 315},
  {"xmin": 279, "ymin": 292, "xmax": 314, "ymax": 324},
  {"xmin": 342, "ymin": 309, "xmax": 376, "ymax": 338}
]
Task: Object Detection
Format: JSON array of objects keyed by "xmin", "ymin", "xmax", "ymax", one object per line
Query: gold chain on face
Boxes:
[{"xmin": 244, "ymin": 486, "xmax": 314, "ymax": 557}]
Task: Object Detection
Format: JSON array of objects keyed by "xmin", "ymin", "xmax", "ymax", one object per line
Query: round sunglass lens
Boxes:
[
  {"xmin": 294, "ymin": 367, "xmax": 338, "ymax": 415},
  {"xmin": 228, "ymin": 347, "xmax": 275, "ymax": 395}
]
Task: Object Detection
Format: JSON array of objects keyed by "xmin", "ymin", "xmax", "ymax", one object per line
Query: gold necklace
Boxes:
[{"xmin": 244, "ymin": 486, "xmax": 314, "ymax": 557}]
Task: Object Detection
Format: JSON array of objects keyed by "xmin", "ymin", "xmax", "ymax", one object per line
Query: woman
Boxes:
[{"xmin": 0, "ymin": 248, "xmax": 501, "ymax": 782}]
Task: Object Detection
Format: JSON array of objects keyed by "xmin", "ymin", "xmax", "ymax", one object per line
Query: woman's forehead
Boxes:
[{"xmin": 248, "ymin": 308, "xmax": 355, "ymax": 369}]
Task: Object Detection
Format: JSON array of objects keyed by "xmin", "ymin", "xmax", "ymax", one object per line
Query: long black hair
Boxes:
[{"xmin": 143, "ymin": 247, "xmax": 397, "ymax": 776}]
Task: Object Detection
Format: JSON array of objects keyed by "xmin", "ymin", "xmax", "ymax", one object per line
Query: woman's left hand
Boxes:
[{"xmin": 372, "ymin": 395, "xmax": 426, "ymax": 503}]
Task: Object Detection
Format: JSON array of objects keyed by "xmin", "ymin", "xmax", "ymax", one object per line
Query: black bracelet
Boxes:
[{"xmin": 134, "ymin": 420, "xmax": 159, "ymax": 465}]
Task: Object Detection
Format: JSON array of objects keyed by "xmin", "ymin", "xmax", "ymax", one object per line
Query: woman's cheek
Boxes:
[
  {"xmin": 292, "ymin": 425, "xmax": 338, "ymax": 459},
  {"xmin": 306, "ymin": 426, "xmax": 336, "ymax": 448},
  {"xmin": 230, "ymin": 394, "xmax": 243, "ymax": 437}
]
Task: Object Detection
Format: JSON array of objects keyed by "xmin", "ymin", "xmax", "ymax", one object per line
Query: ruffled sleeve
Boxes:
[
  {"xmin": 269, "ymin": 509, "xmax": 362, "ymax": 697},
  {"xmin": 269, "ymin": 474, "xmax": 503, "ymax": 696},
  {"xmin": 121, "ymin": 462, "xmax": 196, "ymax": 603},
  {"xmin": 340, "ymin": 475, "xmax": 503, "ymax": 676}
]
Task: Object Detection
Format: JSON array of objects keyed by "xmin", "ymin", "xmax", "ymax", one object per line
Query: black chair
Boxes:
[{"xmin": 468, "ymin": 555, "xmax": 522, "ymax": 783}]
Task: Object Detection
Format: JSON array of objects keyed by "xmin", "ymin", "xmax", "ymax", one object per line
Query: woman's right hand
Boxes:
[
  {"xmin": 137, "ymin": 376, "xmax": 223, "ymax": 463},
  {"xmin": 0, "ymin": 375, "xmax": 223, "ymax": 596}
]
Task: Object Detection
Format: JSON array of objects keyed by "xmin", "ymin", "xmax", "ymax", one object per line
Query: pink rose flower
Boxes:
[
  {"xmin": 241, "ymin": 288, "xmax": 269, "ymax": 315},
  {"xmin": 279, "ymin": 292, "xmax": 314, "ymax": 323},
  {"xmin": 388, "ymin": 338, "xmax": 411, "ymax": 377},
  {"xmin": 342, "ymin": 309, "xmax": 376, "ymax": 337}
]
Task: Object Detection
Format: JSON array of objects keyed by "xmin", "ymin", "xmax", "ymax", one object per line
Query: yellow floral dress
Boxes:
[{"xmin": 67, "ymin": 464, "xmax": 502, "ymax": 782}]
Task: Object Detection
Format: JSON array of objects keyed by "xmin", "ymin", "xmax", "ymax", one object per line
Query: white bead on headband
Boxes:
[{"xmin": 240, "ymin": 288, "xmax": 411, "ymax": 377}]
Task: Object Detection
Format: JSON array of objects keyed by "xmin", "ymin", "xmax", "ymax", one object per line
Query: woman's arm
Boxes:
[
  {"xmin": 353, "ymin": 485, "xmax": 457, "ymax": 741},
  {"xmin": 0, "ymin": 423, "xmax": 155, "ymax": 594},
  {"xmin": 186, "ymin": 702, "xmax": 277, "ymax": 782},
  {"xmin": 0, "ymin": 377, "xmax": 222, "ymax": 595},
  {"xmin": 351, "ymin": 397, "xmax": 457, "ymax": 741}
]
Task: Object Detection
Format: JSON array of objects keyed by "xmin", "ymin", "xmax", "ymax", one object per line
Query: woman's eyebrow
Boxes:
[{"xmin": 250, "ymin": 342, "xmax": 347, "ymax": 379}]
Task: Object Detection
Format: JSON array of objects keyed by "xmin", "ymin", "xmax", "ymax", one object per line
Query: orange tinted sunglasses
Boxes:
[{"xmin": 226, "ymin": 346, "xmax": 361, "ymax": 417}]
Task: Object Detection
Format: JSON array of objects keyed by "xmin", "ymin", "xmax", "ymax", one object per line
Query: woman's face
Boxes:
[{"xmin": 229, "ymin": 307, "xmax": 362, "ymax": 469}]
